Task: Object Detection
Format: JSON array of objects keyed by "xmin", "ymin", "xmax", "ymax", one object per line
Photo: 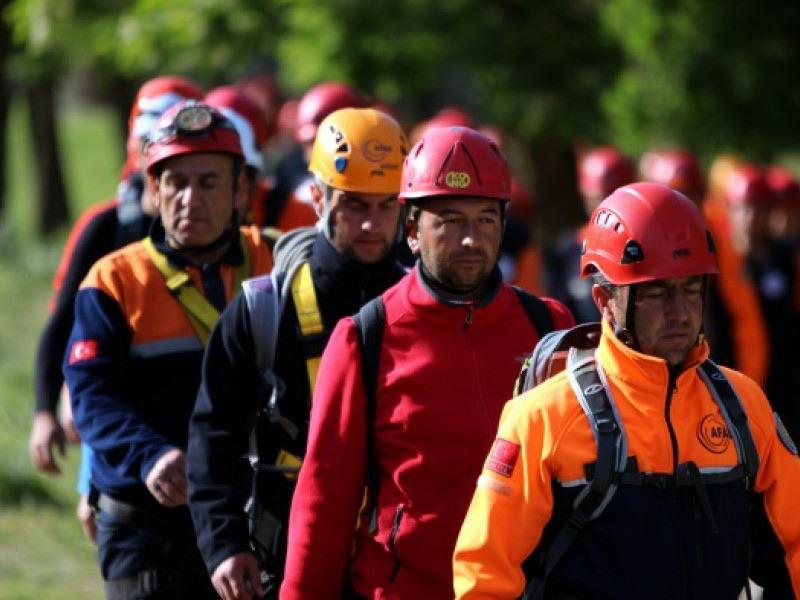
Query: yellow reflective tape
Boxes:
[
  {"xmin": 305, "ymin": 356, "xmax": 321, "ymax": 393},
  {"xmin": 142, "ymin": 234, "xmax": 253, "ymax": 348},
  {"xmin": 276, "ymin": 449, "xmax": 302, "ymax": 481},
  {"xmin": 291, "ymin": 262, "xmax": 324, "ymax": 336}
]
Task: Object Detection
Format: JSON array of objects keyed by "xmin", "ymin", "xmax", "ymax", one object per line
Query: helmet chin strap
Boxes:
[{"xmin": 614, "ymin": 283, "xmax": 640, "ymax": 350}]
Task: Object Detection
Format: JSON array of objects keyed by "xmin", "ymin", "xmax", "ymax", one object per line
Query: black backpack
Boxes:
[{"xmin": 513, "ymin": 323, "xmax": 760, "ymax": 600}]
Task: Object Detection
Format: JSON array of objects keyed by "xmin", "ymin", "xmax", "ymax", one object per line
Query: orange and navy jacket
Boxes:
[
  {"xmin": 281, "ymin": 266, "xmax": 574, "ymax": 600},
  {"xmin": 63, "ymin": 224, "xmax": 273, "ymax": 511},
  {"xmin": 454, "ymin": 319, "xmax": 800, "ymax": 599}
]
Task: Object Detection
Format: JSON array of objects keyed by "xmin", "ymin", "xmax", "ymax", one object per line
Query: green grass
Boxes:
[{"xmin": 0, "ymin": 97, "xmax": 122, "ymax": 599}]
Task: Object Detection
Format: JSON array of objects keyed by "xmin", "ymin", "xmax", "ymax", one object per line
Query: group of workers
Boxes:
[{"xmin": 25, "ymin": 73, "xmax": 800, "ymax": 599}]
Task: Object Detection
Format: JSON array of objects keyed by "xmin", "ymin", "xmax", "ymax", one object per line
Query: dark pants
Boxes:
[{"xmin": 96, "ymin": 506, "xmax": 217, "ymax": 600}]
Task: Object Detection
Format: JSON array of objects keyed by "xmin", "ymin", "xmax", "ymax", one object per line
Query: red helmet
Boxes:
[
  {"xmin": 508, "ymin": 178, "xmax": 535, "ymax": 222},
  {"xmin": 639, "ymin": 149, "xmax": 704, "ymax": 197},
  {"xmin": 399, "ymin": 127, "xmax": 511, "ymax": 203},
  {"xmin": 145, "ymin": 100, "xmax": 243, "ymax": 175},
  {"xmin": 205, "ymin": 86, "xmax": 268, "ymax": 171},
  {"xmin": 128, "ymin": 76, "xmax": 203, "ymax": 140},
  {"xmin": 295, "ymin": 82, "xmax": 366, "ymax": 143},
  {"xmin": 411, "ymin": 106, "xmax": 475, "ymax": 145},
  {"xmin": 580, "ymin": 182, "xmax": 718, "ymax": 284},
  {"xmin": 723, "ymin": 164, "xmax": 773, "ymax": 206},
  {"xmin": 125, "ymin": 76, "xmax": 203, "ymax": 172},
  {"xmin": 765, "ymin": 166, "xmax": 800, "ymax": 210},
  {"xmin": 578, "ymin": 147, "xmax": 635, "ymax": 200},
  {"xmin": 235, "ymin": 75, "xmax": 282, "ymax": 142}
]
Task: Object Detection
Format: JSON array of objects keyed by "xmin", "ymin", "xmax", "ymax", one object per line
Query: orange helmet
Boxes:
[{"xmin": 308, "ymin": 108, "xmax": 408, "ymax": 194}]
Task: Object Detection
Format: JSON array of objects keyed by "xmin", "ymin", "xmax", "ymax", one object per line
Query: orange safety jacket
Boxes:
[{"xmin": 454, "ymin": 319, "xmax": 800, "ymax": 599}]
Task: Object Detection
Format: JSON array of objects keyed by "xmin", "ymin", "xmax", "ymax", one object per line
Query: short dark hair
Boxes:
[{"xmin": 592, "ymin": 271, "xmax": 620, "ymax": 298}]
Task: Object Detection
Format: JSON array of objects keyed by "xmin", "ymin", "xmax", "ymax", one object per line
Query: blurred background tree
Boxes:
[{"xmin": 3, "ymin": 0, "xmax": 800, "ymax": 236}]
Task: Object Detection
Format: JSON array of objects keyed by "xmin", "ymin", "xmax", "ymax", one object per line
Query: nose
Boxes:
[
  {"xmin": 663, "ymin": 288, "xmax": 692, "ymax": 322},
  {"xmin": 361, "ymin": 204, "xmax": 380, "ymax": 232},
  {"xmin": 461, "ymin": 221, "xmax": 480, "ymax": 248}
]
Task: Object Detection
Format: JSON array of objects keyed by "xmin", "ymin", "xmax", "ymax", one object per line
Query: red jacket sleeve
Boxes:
[{"xmin": 281, "ymin": 317, "xmax": 369, "ymax": 599}]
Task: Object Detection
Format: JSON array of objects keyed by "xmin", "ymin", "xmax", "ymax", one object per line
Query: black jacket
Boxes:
[{"xmin": 187, "ymin": 233, "xmax": 406, "ymax": 576}]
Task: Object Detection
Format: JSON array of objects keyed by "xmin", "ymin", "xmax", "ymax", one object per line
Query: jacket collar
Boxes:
[
  {"xmin": 149, "ymin": 218, "xmax": 243, "ymax": 269},
  {"xmin": 597, "ymin": 318, "xmax": 709, "ymax": 396},
  {"xmin": 402, "ymin": 263, "xmax": 511, "ymax": 328},
  {"xmin": 308, "ymin": 233, "xmax": 406, "ymax": 308}
]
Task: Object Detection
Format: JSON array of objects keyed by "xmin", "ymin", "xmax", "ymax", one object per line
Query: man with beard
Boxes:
[{"xmin": 281, "ymin": 127, "xmax": 573, "ymax": 599}]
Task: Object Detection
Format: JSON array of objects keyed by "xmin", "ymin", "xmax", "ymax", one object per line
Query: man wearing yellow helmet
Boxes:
[{"xmin": 186, "ymin": 107, "xmax": 409, "ymax": 600}]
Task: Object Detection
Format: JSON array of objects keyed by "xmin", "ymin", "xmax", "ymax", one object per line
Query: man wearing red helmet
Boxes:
[
  {"xmin": 639, "ymin": 149, "xmax": 770, "ymax": 393},
  {"xmin": 63, "ymin": 100, "xmax": 274, "ymax": 598},
  {"xmin": 725, "ymin": 165, "xmax": 800, "ymax": 443},
  {"xmin": 281, "ymin": 127, "xmax": 573, "ymax": 600},
  {"xmin": 30, "ymin": 76, "xmax": 204, "ymax": 545},
  {"xmin": 454, "ymin": 183, "xmax": 800, "ymax": 598},
  {"xmin": 546, "ymin": 146, "xmax": 636, "ymax": 324}
]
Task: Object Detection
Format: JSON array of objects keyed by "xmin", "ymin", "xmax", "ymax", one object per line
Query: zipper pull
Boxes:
[{"xmin": 462, "ymin": 304, "xmax": 475, "ymax": 332}]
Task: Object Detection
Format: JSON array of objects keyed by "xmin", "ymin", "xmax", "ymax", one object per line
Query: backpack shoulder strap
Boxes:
[
  {"xmin": 525, "ymin": 349, "xmax": 624, "ymax": 600},
  {"xmin": 290, "ymin": 261, "xmax": 326, "ymax": 392},
  {"xmin": 512, "ymin": 286, "xmax": 554, "ymax": 338},
  {"xmin": 142, "ymin": 236, "xmax": 221, "ymax": 346},
  {"xmin": 352, "ymin": 296, "xmax": 386, "ymax": 534},
  {"xmin": 697, "ymin": 360, "xmax": 760, "ymax": 488}
]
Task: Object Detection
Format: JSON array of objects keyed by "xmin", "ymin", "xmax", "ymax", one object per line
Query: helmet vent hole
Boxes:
[{"xmin": 336, "ymin": 143, "xmax": 349, "ymax": 153}]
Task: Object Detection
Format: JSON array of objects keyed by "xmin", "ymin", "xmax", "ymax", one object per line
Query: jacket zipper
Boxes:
[
  {"xmin": 462, "ymin": 303, "xmax": 474, "ymax": 331},
  {"xmin": 664, "ymin": 373, "xmax": 688, "ymax": 600},
  {"xmin": 387, "ymin": 504, "xmax": 405, "ymax": 583}
]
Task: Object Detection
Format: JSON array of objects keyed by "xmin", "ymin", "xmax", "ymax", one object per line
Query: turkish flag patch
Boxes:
[
  {"xmin": 69, "ymin": 340, "xmax": 98, "ymax": 364},
  {"xmin": 486, "ymin": 438, "xmax": 521, "ymax": 478}
]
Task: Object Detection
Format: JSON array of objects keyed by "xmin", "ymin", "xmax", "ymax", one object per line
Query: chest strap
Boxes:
[
  {"xmin": 142, "ymin": 235, "xmax": 251, "ymax": 347},
  {"xmin": 290, "ymin": 261, "xmax": 325, "ymax": 392}
]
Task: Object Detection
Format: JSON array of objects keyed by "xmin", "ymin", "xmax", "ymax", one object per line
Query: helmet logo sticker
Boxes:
[
  {"xmin": 334, "ymin": 157, "xmax": 348, "ymax": 173},
  {"xmin": 697, "ymin": 414, "xmax": 731, "ymax": 454},
  {"xmin": 445, "ymin": 171, "xmax": 471, "ymax": 189},
  {"xmin": 363, "ymin": 139, "xmax": 392, "ymax": 162},
  {"xmin": 672, "ymin": 248, "xmax": 691, "ymax": 259}
]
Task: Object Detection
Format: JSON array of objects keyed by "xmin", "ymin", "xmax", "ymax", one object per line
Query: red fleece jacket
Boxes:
[{"xmin": 281, "ymin": 269, "xmax": 573, "ymax": 599}]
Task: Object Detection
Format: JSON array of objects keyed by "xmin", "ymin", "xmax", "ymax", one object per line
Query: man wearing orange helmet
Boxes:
[
  {"xmin": 269, "ymin": 81, "xmax": 367, "ymax": 232},
  {"xmin": 187, "ymin": 107, "xmax": 409, "ymax": 599},
  {"xmin": 454, "ymin": 183, "xmax": 800, "ymax": 598},
  {"xmin": 280, "ymin": 127, "xmax": 573, "ymax": 600},
  {"xmin": 64, "ymin": 100, "xmax": 274, "ymax": 598}
]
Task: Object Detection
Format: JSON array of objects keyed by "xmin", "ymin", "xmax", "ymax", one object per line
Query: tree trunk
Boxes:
[
  {"xmin": 0, "ymin": 0, "xmax": 12, "ymax": 221},
  {"xmin": 529, "ymin": 139, "xmax": 585, "ymax": 245},
  {"xmin": 27, "ymin": 79, "xmax": 69, "ymax": 235}
]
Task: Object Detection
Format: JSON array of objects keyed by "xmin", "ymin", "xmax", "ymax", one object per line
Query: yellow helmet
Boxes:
[{"xmin": 308, "ymin": 108, "xmax": 408, "ymax": 194}]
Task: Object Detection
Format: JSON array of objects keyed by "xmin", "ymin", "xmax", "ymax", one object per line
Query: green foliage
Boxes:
[{"xmin": 601, "ymin": 0, "xmax": 800, "ymax": 160}]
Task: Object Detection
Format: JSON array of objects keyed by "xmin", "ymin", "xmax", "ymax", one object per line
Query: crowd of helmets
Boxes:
[{"xmin": 114, "ymin": 74, "xmax": 800, "ymax": 433}]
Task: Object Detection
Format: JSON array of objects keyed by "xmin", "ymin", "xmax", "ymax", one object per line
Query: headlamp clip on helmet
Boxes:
[{"xmin": 149, "ymin": 102, "xmax": 236, "ymax": 146}]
